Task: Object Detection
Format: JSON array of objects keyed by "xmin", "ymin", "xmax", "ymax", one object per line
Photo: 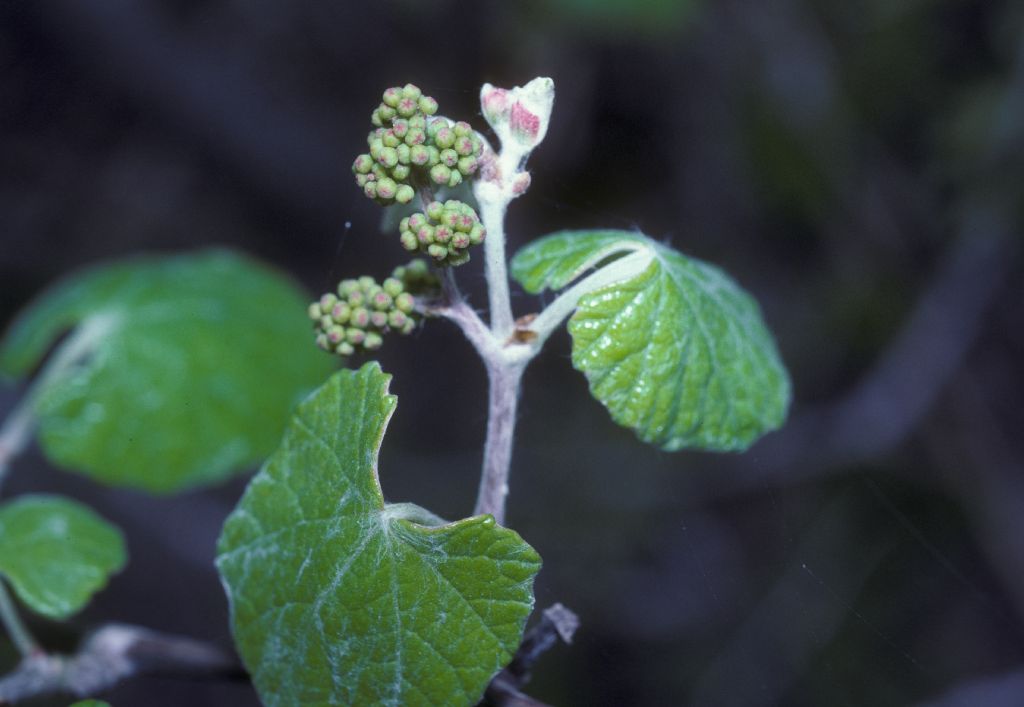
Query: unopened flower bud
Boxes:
[
  {"xmin": 364, "ymin": 332, "xmax": 384, "ymax": 350},
  {"xmin": 337, "ymin": 342, "xmax": 355, "ymax": 356},
  {"xmin": 426, "ymin": 201, "xmax": 444, "ymax": 220},
  {"xmin": 371, "ymin": 290, "xmax": 393, "ymax": 311},
  {"xmin": 346, "ymin": 328, "xmax": 366, "ymax": 345},
  {"xmin": 418, "ymin": 96, "xmax": 438, "ymax": 115},
  {"xmin": 382, "ymin": 87, "xmax": 402, "ymax": 108},
  {"xmin": 319, "ymin": 293, "xmax": 338, "ymax": 311},
  {"xmin": 331, "ymin": 302, "xmax": 351, "ymax": 323},
  {"xmin": 427, "ymin": 243, "xmax": 447, "ymax": 260},
  {"xmin": 430, "ymin": 164, "xmax": 451, "ymax": 185},
  {"xmin": 308, "ymin": 303, "xmax": 323, "ymax": 320},
  {"xmin": 395, "ymin": 292, "xmax": 415, "ymax": 313},
  {"xmin": 383, "ymin": 277, "xmax": 404, "ymax": 297},
  {"xmin": 395, "ymin": 184, "xmax": 415, "ymax": 204},
  {"xmin": 370, "ymin": 311, "xmax": 389, "ymax": 329},
  {"xmin": 400, "ymin": 231, "xmax": 418, "ymax": 250}
]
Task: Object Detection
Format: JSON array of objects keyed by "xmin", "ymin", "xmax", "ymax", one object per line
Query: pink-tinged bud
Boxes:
[
  {"xmin": 510, "ymin": 102, "xmax": 540, "ymax": 142},
  {"xmin": 511, "ymin": 172, "xmax": 532, "ymax": 195},
  {"xmin": 370, "ymin": 311, "xmax": 389, "ymax": 329},
  {"xmin": 478, "ymin": 77, "xmax": 554, "ymax": 153},
  {"xmin": 382, "ymin": 87, "xmax": 402, "ymax": 108},
  {"xmin": 481, "ymin": 87, "xmax": 510, "ymax": 123},
  {"xmin": 451, "ymin": 233, "xmax": 471, "ymax": 249}
]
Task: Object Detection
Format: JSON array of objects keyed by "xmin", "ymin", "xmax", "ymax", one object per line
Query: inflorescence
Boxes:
[
  {"xmin": 353, "ymin": 84, "xmax": 485, "ymax": 206},
  {"xmin": 308, "ymin": 260, "xmax": 438, "ymax": 357},
  {"xmin": 399, "ymin": 200, "xmax": 485, "ymax": 267}
]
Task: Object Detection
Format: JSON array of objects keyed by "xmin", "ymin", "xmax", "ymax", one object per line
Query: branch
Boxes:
[
  {"xmin": 483, "ymin": 603, "xmax": 579, "ymax": 707},
  {"xmin": 0, "ymin": 624, "xmax": 244, "ymax": 703}
]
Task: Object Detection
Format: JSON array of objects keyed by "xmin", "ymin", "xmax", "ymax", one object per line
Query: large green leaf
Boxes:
[
  {"xmin": 0, "ymin": 250, "xmax": 335, "ymax": 493},
  {"xmin": 0, "ymin": 495, "xmax": 125, "ymax": 619},
  {"xmin": 511, "ymin": 230, "xmax": 790, "ymax": 451},
  {"xmin": 217, "ymin": 363, "xmax": 541, "ymax": 707}
]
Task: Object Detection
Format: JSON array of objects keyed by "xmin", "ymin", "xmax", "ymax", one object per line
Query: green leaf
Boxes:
[
  {"xmin": 511, "ymin": 230, "xmax": 790, "ymax": 451},
  {"xmin": 0, "ymin": 249, "xmax": 335, "ymax": 493},
  {"xmin": 217, "ymin": 363, "xmax": 541, "ymax": 707},
  {"xmin": 0, "ymin": 495, "xmax": 125, "ymax": 619},
  {"xmin": 68, "ymin": 701, "xmax": 112, "ymax": 707}
]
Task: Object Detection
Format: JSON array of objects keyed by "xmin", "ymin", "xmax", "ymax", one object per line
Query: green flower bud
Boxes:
[
  {"xmin": 388, "ymin": 310, "xmax": 409, "ymax": 329},
  {"xmin": 331, "ymin": 302, "xmax": 351, "ymax": 323},
  {"xmin": 363, "ymin": 181, "xmax": 378, "ymax": 199},
  {"xmin": 433, "ymin": 225, "xmax": 452, "ymax": 244},
  {"xmin": 396, "ymin": 97, "xmax": 418, "ymax": 118},
  {"xmin": 391, "ymin": 164, "xmax": 410, "ymax": 181},
  {"xmin": 434, "ymin": 126, "xmax": 455, "ymax": 149},
  {"xmin": 427, "ymin": 243, "xmax": 447, "ymax": 260},
  {"xmin": 418, "ymin": 96, "xmax": 438, "ymax": 115},
  {"xmin": 337, "ymin": 341, "xmax": 356, "ymax": 356},
  {"xmin": 350, "ymin": 307, "xmax": 371, "ymax": 328},
  {"xmin": 395, "ymin": 143, "xmax": 411, "ymax": 164},
  {"xmin": 319, "ymin": 293, "xmax": 338, "ymax": 311},
  {"xmin": 357, "ymin": 276, "xmax": 375, "ymax": 291},
  {"xmin": 364, "ymin": 332, "xmax": 384, "ymax": 350},
  {"xmin": 399, "ymin": 216, "xmax": 410, "ymax": 232},
  {"xmin": 416, "ymin": 225, "xmax": 435, "ymax": 244},
  {"xmin": 371, "ymin": 290, "xmax": 393, "ymax": 311},
  {"xmin": 395, "ymin": 184, "xmax": 415, "ymax": 204},
  {"xmin": 400, "ymin": 231, "xmax": 418, "ymax": 251},
  {"xmin": 347, "ymin": 289, "xmax": 366, "ymax": 307},
  {"xmin": 353, "ymin": 154, "xmax": 374, "ymax": 174},
  {"xmin": 405, "ymin": 128, "xmax": 427, "ymax": 147},
  {"xmin": 451, "ymin": 232, "xmax": 471, "ymax": 249},
  {"xmin": 316, "ymin": 332, "xmax": 330, "ymax": 350},
  {"xmin": 469, "ymin": 224, "xmax": 486, "ymax": 244},
  {"xmin": 382, "ymin": 86, "xmax": 402, "ymax": 108},
  {"xmin": 326, "ymin": 325, "xmax": 345, "ymax": 345},
  {"xmin": 440, "ymin": 148, "xmax": 459, "ymax": 167},
  {"xmin": 429, "ymin": 164, "xmax": 451, "ymax": 185},
  {"xmin": 457, "ymin": 156, "xmax": 478, "ymax": 175},
  {"xmin": 370, "ymin": 311, "xmax": 389, "ymax": 329},
  {"xmin": 308, "ymin": 302, "xmax": 323, "ymax": 320},
  {"xmin": 401, "ymin": 83, "xmax": 422, "ymax": 100},
  {"xmin": 447, "ymin": 250, "xmax": 471, "ymax": 267},
  {"xmin": 354, "ymin": 173, "xmax": 371, "ymax": 187},
  {"xmin": 375, "ymin": 178, "xmax": 397, "ymax": 200},
  {"xmin": 410, "ymin": 145, "xmax": 430, "ymax": 165},
  {"xmin": 426, "ymin": 201, "xmax": 444, "ymax": 220},
  {"xmin": 426, "ymin": 146, "xmax": 441, "ymax": 165},
  {"xmin": 377, "ymin": 104, "xmax": 396, "ymax": 123},
  {"xmin": 371, "ymin": 108, "xmax": 384, "ymax": 128},
  {"xmin": 454, "ymin": 136, "xmax": 475, "ymax": 156},
  {"xmin": 395, "ymin": 292, "xmax": 415, "ymax": 313},
  {"xmin": 382, "ymin": 130, "xmax": 400, "ymax": 148},
  {"xmin": 383, "ymin": 277, "xmax": 404, "ymax": 297},
  {"xmin": 453, "ymin": 121, "xmax": 472, "ymax": 137},
  {"xmin": 401, "ymin": 318, "xmax": 416, "ymax": 335},
  {"xmin": 408, "ymin": 114, "xmax": 427, "ymax": 130},
  {"xmin": 368, "ymin": 135, "xmax": 384, "ymax": 159},
  {"xmin": 346, "ymin": 328, "xmax": 366, "ymax": 345},
  {"xmin": 446, "ymin": 169, "xmax": 463, "ymax": 188},
  {"xmin": 426, "ymin": 117, "xmax": 447, "ymax": 139},
  {"xmin": 338, "ymin": 279, "xmax": 359, "ymax": 297},
  {"xmin": 378, "ymin": 147, "xmax": 399, "ymax": 168},
  {"xmin": 392, "ymin": 119, "xmax": 409, "ymax": 139}
]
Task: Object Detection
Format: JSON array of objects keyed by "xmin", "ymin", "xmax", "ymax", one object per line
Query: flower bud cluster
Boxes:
[
  {"xmin": 308, "ymin": 269, "xmax": 420, "ymax": 357},
  {"xmin": 352, "ymin": 84, "xmax": 485, "ymax": 205},
  {"xmin": 399, "ymin": 200, "xmax": 485, "ymax": 266}
]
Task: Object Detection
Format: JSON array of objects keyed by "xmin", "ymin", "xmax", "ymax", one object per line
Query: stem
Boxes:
[
  {"xmin": 0, "ymin": 582, "xmax": 38, "ymax": 658},
  {"xmin": 479, "ymin": 195, "xmax": 516, "ymax": 340},
  {"xmin": 474, "ymin": 363, "xmax": 525, "ymax": 525},
  {"xmin": 0, "ymin": 315, "xmax": 116, "ymax": 493}
]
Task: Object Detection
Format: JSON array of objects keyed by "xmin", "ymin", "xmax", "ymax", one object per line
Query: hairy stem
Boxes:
[
  {"xmin": 479, "ymin": 196, "xmax": 515, "ymax": 340},
  {"xmin": 0, "ymin": 582, "xmax": 39, "ymax": 658},
  {"xmin": 474, "ymin": 363, "xmax": 525, "ymax": 525}
]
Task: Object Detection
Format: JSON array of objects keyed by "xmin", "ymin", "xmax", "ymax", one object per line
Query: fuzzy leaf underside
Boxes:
[
  {"xmin": 512, "ymin": 230, "xmax": 790, "ymax": 451},
  {"xmin": 0, "ymin": 495, "xmax": 125, "ymax": 619},
  {"xmin": 0, "ymin": 249, "xmax": 335, "ymax": 493},
  {"xmin": 217, "ymin": 364, "xmax": 541, "ymax": 707}
]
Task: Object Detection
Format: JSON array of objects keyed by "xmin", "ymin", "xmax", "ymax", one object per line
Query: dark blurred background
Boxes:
[{"xmin": 2, "ymin": 0, "xmax": 1023, "ymax": 705}]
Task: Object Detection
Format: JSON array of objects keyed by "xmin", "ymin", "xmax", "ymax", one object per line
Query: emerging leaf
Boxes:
[
  {"xmin": 0, "ymin": 250, "xmax": 335, "ymax": 493},
  {"xmin": 0, "ymin": 495, "xmax": 125, "ymax": 619},
  {"xmin": 512, "ymin": 230, "xmax": 790, "ymax": 451},
  {"xmin": 217, "ymin": 363, "xmax": 541, "ymax": 707}
]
